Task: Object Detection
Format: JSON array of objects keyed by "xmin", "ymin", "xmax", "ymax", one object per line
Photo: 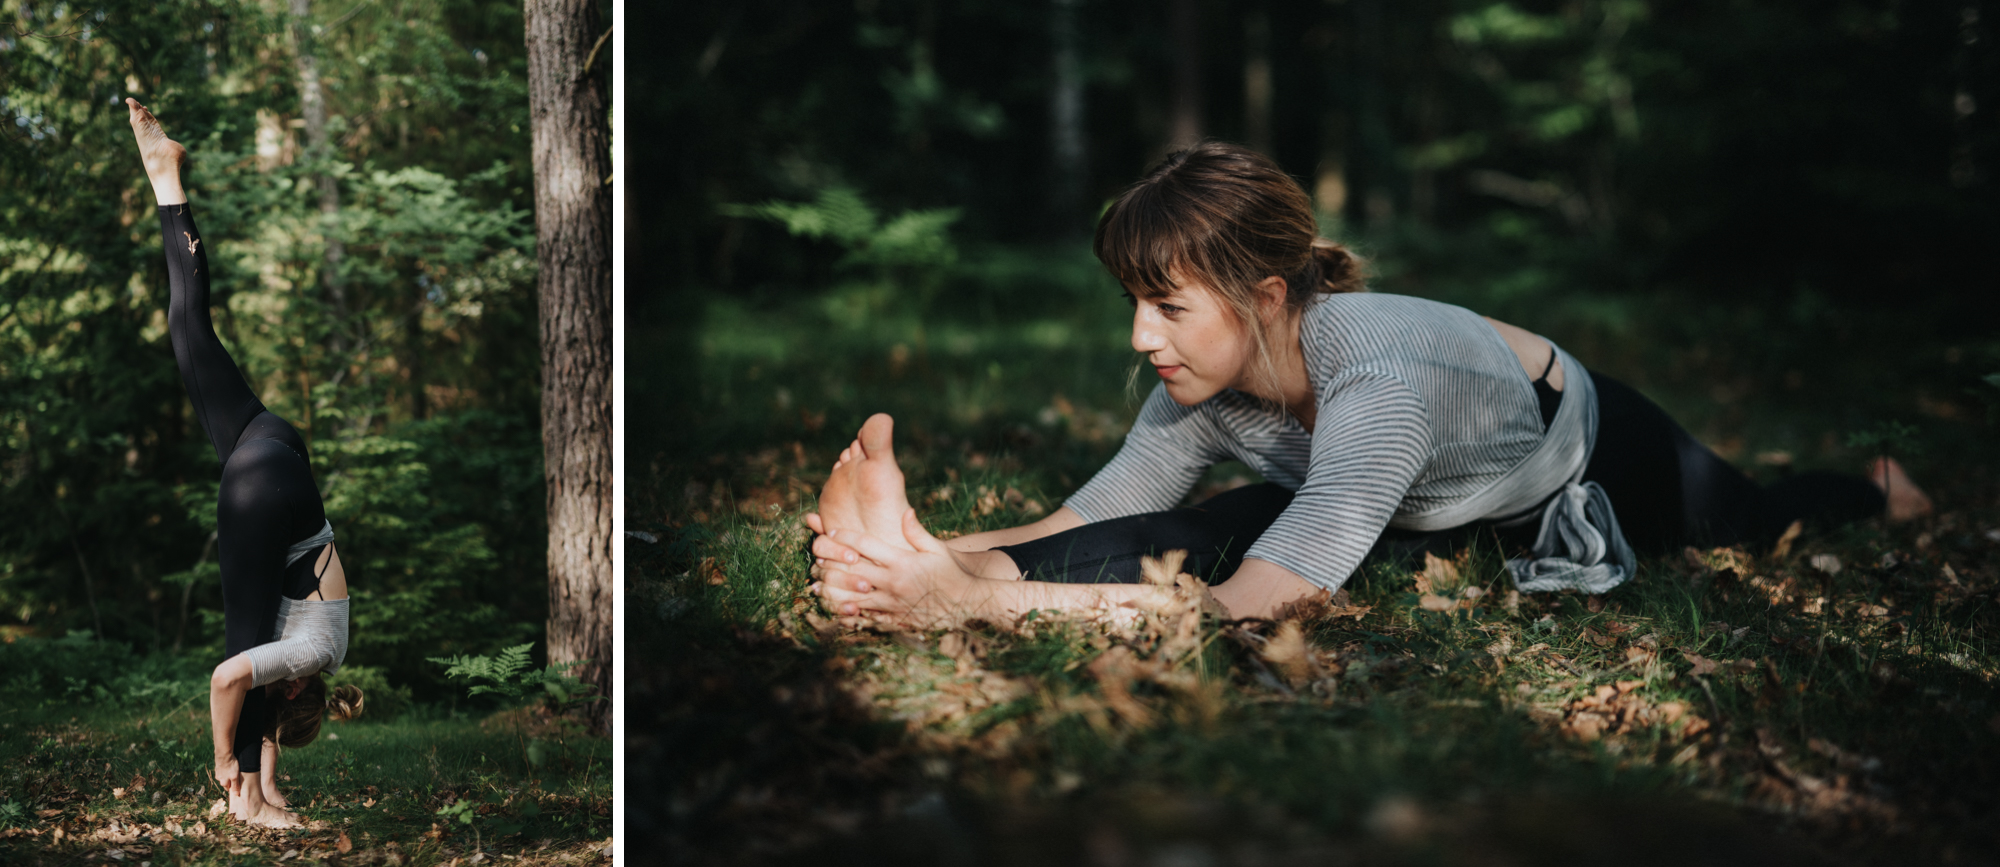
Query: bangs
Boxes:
[{"xmin": 1094, "ymin": 183, "xmax": 1212, "ymax": 300}]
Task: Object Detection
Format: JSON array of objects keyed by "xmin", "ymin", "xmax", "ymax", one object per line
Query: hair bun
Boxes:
[
  {"xmin": 328, "ymin": 684, "xmax": 365, "ymax": 721},
  {"xmin": 1309, "ymin": 240, "xmax": 1366, "ymax": 294}
]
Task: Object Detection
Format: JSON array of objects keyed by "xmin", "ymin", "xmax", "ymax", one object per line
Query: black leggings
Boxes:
[
  {"xmin": 163, "ymin": 204, "xmax": 329, "ymax": 772},
  {"xmin": 994, "ymin": 371, "xmax": 1885, "ymax": 585}
]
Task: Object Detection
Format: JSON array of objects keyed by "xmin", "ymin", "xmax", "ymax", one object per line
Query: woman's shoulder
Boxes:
[
  {"xmin": 1303, "ymin": 291, "xmax": 1476, "ymax": 328},
  {"xmin": 1301, "ymin": 293, "xmax": 1489, "ymax": 362}
]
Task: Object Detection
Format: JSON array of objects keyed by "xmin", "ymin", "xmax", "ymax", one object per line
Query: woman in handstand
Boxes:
[
  {"xmin": 807, "ymin": 142, "xmax": 1929, "ymax": 628},
  {"xmin": 129, "ymin": 98, "xmax": 363, "ymax": 828}
]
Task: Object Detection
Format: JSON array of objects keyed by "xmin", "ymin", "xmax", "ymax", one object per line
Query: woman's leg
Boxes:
[
  {"xmin": 259, "ymin": 739, "xmax": 289, "ymax": 807},
  {"xmin": 991, "ymin": 483, "xmax": 1297, "ymax": 584},
  {"xmin": 134, "ymin": 100, "xmax": 273, "ymax": 467},
  {"xmin": 1585, "ymin": 371, "xmax": 1888, "ymax": 552}
]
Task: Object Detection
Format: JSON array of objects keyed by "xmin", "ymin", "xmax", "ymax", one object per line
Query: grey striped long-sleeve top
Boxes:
[{"xmin": 1063, "ymin": 292, "xmax": 1563, "ymax": 591}]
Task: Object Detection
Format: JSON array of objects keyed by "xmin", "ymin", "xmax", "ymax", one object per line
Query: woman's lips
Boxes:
[{"xmin": 1155, "ymin": 364, "xmax": 1183, "ymax": 380}]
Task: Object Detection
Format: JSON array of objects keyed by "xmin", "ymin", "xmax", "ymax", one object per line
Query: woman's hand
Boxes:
[
  {"xmin": 814, "ymin": 508, "xmax": 994, "ymax": 631},
  {"xmin": 214, "ymin": 754, "xmax": 243, "ymax": 798},
  {"xmin": 208, "ymin": 656, "xmax": 252, "ymax": 799}
]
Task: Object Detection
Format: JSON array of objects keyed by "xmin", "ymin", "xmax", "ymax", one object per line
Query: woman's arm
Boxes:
[
  {"xmin": 817, "ymin": 509, "xmax": 1323, "ymax": 626},
  {"xmin": 209, "ymin": 655, "xmax": 254, "ymax": 796}
]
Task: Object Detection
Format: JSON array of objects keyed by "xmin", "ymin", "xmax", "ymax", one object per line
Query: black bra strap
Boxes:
[{"xmin": 1533, "ymin": 346, "xmax": 1558, "ymax": 384}]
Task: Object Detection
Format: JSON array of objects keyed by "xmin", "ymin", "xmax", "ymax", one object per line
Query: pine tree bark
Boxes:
[{"xmin": 526, "ymin": 0, "xmax": 613, "ymax": 735}]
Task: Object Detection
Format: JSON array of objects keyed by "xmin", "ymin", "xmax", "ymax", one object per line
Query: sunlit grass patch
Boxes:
[{"xmin": 0, "ymin": 697, "xmax": 610, "ymax": 865}]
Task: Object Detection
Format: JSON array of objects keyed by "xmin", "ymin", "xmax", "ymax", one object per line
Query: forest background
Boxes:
[
  {"xmin": 0, "ymin": 1, "xmax": 614, "ymax": 861},
  {"xmin": 632, "ymin": 0, "xmax": 2000, "ymax": 862},
  {"xmin": 1, "ymin": 0, "xmax": 546, "ymax": 695}
]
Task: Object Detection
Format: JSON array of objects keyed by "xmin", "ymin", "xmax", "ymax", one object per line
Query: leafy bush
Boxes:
[
  {"xmin": 0, "ymin": 632, "xmax": 207, "ymax": 710},
  {"xmin": 429, "ymin": 642, "xmax": 596, "ymax": 713}
]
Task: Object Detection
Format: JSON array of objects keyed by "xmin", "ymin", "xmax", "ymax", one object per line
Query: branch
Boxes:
[{"xmin": 583, "ymin": 25, "xmax": 612, "ymax": 76}]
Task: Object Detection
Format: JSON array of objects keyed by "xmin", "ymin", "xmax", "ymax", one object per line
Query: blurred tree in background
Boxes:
[
  {"xmin": 0, "ymin": 0, "xmax": 549, "ymax": 689},
  {"xmin": 635, "ymin": 0, "xmax": 1997, "ymax": 309}
]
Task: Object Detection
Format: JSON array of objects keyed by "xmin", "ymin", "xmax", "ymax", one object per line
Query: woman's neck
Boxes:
[{"xmin": 1241, "ymin": 315, "xmax": 1317, "ymax": 431}]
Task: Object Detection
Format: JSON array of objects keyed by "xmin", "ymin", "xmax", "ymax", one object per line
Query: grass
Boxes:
[
  {"xmin": 0, "ymin": 688, "xmax": 612, "ymax": 865},
  {"xmin": 629, "ymin": 231, "xmax": 2000, "ymax": 865}
]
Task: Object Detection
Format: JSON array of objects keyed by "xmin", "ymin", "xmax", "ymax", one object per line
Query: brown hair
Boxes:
[
  {"xmin": 1094, "ymin": 141, "xmax": 1364, "ymax": 396},
  {"xmin": 268, "ymin": 674, "xmax": 364, "ymax": 749}
]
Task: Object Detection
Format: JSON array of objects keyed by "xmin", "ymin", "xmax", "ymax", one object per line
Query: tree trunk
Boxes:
[
  {"xmin": 526, "ymin": 0, "xmax": 613, "ymax": 736},
  {"xmin": 289, "ymin": 0, "xmax": 350, "ymax": 355},
  {"xmin": 1168, "ymin": 0, "xmax": 1204, "ymax": 149},
  {"xmin": 1243, "ymin": 7, "xmax": 1272, "ymax": 155},
  {"xmin": 1047, "ymin": 0, "xmax": 1088, "ymax": 236}
]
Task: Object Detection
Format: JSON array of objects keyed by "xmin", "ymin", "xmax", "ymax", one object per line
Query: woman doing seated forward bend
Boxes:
[
  {"xmin": 807, "ymin": 142, "xmax": 1930, "ymax": 629},
  {"xmin": 128, "ymin": 99, "xmax": 364, "ymax": 829}
]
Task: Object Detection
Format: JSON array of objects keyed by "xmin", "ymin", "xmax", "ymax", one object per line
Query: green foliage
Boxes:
[
  {"xmin": 722, "ymin": 186, "xmax": 961, "ymax": 307},
  {"xmin": 1845, "ymin": 420, "xmax": 1925, "ymax": 458},
  {"xmin": 429, "ymin": 643, "xmax": 597, "ymax": 712},
  {"xmin": 0, "ymin": 632, "xmax": 208, "ymax": 710},
  {"xmin": 437, "ymin": 788, "xmax": 544, "ymax": 846}
]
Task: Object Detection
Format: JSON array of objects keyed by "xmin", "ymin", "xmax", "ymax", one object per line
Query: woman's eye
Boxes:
[{"xmin": 1159, "ymin": 304, "xmax": 1184, "ymax": 315}]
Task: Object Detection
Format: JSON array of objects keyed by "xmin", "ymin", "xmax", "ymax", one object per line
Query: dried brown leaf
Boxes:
[
  {"xmin": 1682, "ymin": 651, "xmax": 1720, "ymax": 677},
  {"xmin": 1261, "ymin": 621, "xmax": 1322, "ymax": 688},
  {"xmin": 1772, "ymin": 520, "xmax": 1804, "ymax": 559}
]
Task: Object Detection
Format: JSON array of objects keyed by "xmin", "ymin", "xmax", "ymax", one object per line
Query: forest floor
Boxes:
[
  {"xmin": 628, "ymin": 241, "xmax": 2000, "ymax": 865},
  {"xmin": 0, "ymin": 701, "xmax": 612, "ymax": 865}
]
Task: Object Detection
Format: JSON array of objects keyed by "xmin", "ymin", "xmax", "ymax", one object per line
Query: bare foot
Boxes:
[
  {"xmin": 125, "ymin": 98, "xmax": 188, "ymax": 204},
  {"xmin": 1869, "ymin": 457, "xmax": 1933, "ymax": 522},
  {"xmin": 241, "ymin": 802, "xmax": 303, "ymax": 829},
  {"xmin": 262, "ymin": 784, "xmax": 289, "ymax": 809},
  {"xmin": 816, "ymin": 413, "xmax": 916, "ymax": 551}
]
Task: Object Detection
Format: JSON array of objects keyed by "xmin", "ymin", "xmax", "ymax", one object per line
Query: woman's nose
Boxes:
[{"xmin": 1131, "ymin": 309, "xmax": 1166, "ymax": 353}]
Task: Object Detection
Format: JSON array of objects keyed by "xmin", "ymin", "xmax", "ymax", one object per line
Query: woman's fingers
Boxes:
[
  {"xmin": 899, "ymin": 507, "xmax": 949, "ymax": 554},
  {"xmin": 804, "ymin": 512, "xmax": 826, "ymax": 536},
  {"xmin": 838, "ymin": 526, "xmax": 917, "ymax": 569},
  {"xmin": 815, "ymin": 565, "xmax": 873, "ymax": 593},
  {"xmin": 817, "ymin": 580, "xmax": 890, "ymax": 616},
  {"xmin": 811, "ymin": 531, "xmax": 863, "ymax": 564}
]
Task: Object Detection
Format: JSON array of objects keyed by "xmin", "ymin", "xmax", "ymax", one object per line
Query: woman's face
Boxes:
[{"xmin": 1127, "ymin": 277, "xmax": 1255, "ymax": 406}]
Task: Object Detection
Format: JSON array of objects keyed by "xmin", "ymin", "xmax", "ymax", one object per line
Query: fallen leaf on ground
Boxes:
[
  {"xmin": 1683, "ymin": 651, "xmax": 1720, "ymax": 676},
  {"xmin": 1772, "ymin": 521, "xmax": 1804, "ymax": 558},
  {"xmin": 337, "ymin": 831, "xmax": 354, "ymax": 853}
]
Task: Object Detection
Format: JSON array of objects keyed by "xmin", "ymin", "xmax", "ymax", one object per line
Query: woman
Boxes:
[
  {"xmin": 128, "ymin": 99, "xmax": 363, "ymax": 829},
  {"xmin": 807, "ymin": 142, "xmax": 1927, "ymax": 628}
]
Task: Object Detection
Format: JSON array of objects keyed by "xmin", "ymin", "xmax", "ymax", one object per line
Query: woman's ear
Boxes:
[{"xmin": 1255, "ymin": 275, "xmax": 1288, "ymax": 320}]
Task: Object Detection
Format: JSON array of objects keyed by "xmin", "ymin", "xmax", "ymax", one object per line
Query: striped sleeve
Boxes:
[
  {"xmin": 1242, "ymin": 368, "xmax": 1433, "ymax": 590},
  {"xmin": 1062, "ymin": 384, "xmax": 1232, "ymax": 522}
]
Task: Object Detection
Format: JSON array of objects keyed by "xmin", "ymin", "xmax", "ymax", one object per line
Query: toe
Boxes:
[{"xmin": 859, "ymin": 414, "xmax": 895, "ymax": 456}]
